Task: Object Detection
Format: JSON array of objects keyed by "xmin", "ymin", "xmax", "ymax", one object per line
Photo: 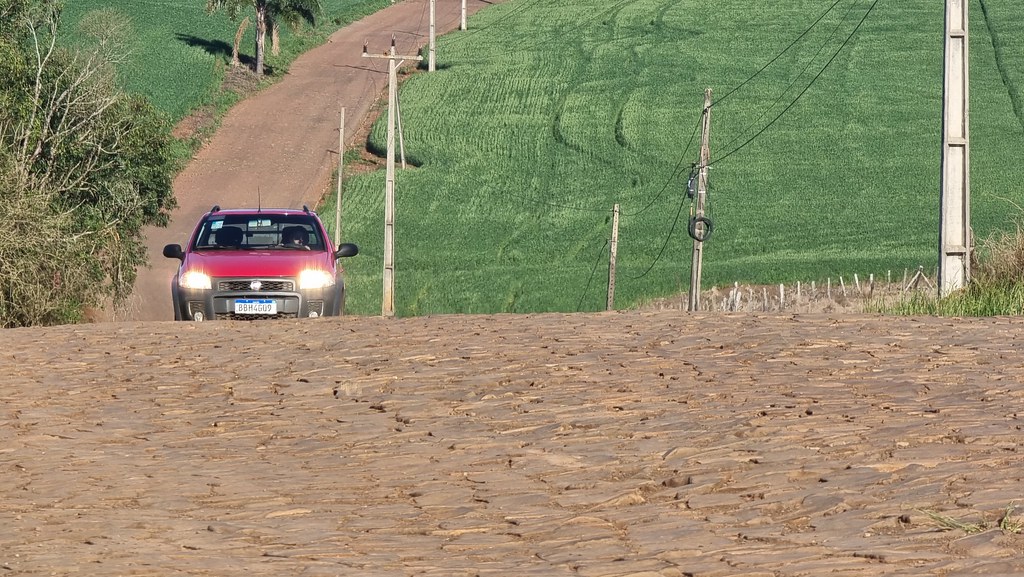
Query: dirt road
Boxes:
[
  {"xmin": 4, "ymin": 312, "xmax": 1024, "ymax": 576},
  {"xmin": 127, "ymin": 0, "xmax": 498, "ymax": 322}
]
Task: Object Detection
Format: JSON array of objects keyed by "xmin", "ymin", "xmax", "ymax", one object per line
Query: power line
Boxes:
[
  {"xmin": 620, "ymin": 113, "xmax": 702, "ymax": 218},
  {"xmin": 715, "ymin": 0, "xmax": 863, "ymax": 155},
  {"xmin": 576, "ymin": 239, "xmax": 609, "ymax": 312},
  {"xmin": 432, "ymin": 0, "xmax": 843, "ymax": 223},
  {"xmin": 711, "ymin": 0, "xmax": 880, "ymax": 168},
  {"xmin": 713, "ymin": 0, "xmax": 851, "ymax": 108},
  {"xmin": 629, "ymin": 174, "xmax": 692, "ymax": 280},
  {"xmin": 416, "ymin": 0, "xmax": 429, "ymax": 36}
]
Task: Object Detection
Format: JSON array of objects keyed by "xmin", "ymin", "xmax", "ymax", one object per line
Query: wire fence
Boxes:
[{"xmin": 633, "ymin": 267, "xmax": 937, "ymax": 314}]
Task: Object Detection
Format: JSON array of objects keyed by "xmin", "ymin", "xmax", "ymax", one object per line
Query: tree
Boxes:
[
  {"xmin": 206, "ymin": 0, "xmax": 322, "ymax": 73},
  {"xmin": 207, "ymin": 0, "xmax": 270, "ymax": 76},
  {"xmin": 0, "ymin": 0, "xmax": 177, "ymax": 326},
  {"xmin": 268, "ymin": 0, "xmax": 321, "ymax": 56}
]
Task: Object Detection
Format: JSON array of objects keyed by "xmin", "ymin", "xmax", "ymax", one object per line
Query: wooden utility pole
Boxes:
[
  {"xmin": 334, "ymin": 107, "xmax": 345, "ymax": 247},
  {"xmin": 428, "ymin": 0, "xmax": 436, "ymax": 72},
  {"xmin": 363, "ymin": 37, "xmax": 422, "ymax": 316},
  {"xmin": 461, "ymin": 0, "xmax": 467, "ymax": 30},
  {"xmin": 606, "ymin": 204, "xmax": 620, "ymax": 311},
  {"xmin": 688, "ymin": 88, "xmax": 712, "ymax": 312},
  {"xmin": 939, "ymin": 0, "xmax": 970, "ymax": 296}
]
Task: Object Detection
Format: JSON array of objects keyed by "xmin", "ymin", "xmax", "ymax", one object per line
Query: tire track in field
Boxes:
[
  {"xmin": 979, "ymin": 0, "xmax": 1024, "ymax": 135},
  {"xmin": 520, "ymin": 1, "xmax": 680, "ymax": 209},
  {"xmin": 654, "ymin": 0, "xmax": 684, "ymax": 30}
]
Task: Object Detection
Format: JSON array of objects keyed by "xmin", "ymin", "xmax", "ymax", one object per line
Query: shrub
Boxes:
[{"xmin": 0, "ymin": 1, "xmax": 177, "ymax": 326}]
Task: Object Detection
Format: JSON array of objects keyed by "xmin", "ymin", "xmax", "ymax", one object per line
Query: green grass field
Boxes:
[
  {"xmin": 57, "ymin": 0, "xmax": 1024, "ymax": 316},
  {"xmin": 322, "ymin": 0, "xmax": 1024, "ymax": 316},
  {"xmin": 59, "ymin": 0, "xmax": 389, "ymax": 121}
]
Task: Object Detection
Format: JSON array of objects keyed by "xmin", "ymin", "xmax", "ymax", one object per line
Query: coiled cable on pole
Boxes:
[
  {"xmin": 687, "ymin": 163, "xmax": 713, "ymax": 242},
  {"xmin": 688, "ymin": 215, "xmax": 713, "ymax": 242}
]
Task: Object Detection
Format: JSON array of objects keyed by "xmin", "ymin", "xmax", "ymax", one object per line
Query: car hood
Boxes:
[{"xmin": 183, "ymin": 250, "xmax": 334, "ymax": 278}]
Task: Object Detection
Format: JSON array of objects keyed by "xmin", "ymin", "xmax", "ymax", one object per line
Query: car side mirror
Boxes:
[
  {"xmin": 163, "ymin": 244, "xmax": 184, "ymax": 260},
  {"xmin": 334, "ymin": 243, "xmax": 359, "ymax": 259}
]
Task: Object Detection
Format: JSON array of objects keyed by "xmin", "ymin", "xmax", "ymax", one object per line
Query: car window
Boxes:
[{"xmin": 192, "ymin": 215, "xmax": 324, "ymax": 251}]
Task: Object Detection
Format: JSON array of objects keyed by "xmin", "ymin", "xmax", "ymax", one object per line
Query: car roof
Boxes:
[{"xmin": 207, "ymin": 208, "xmax": 318, "ymax": 217}]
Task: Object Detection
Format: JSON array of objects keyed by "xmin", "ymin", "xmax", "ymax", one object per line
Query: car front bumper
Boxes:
[{"xmin": 172, "ymin": 276, "xmax": 343, "ymax": 320}]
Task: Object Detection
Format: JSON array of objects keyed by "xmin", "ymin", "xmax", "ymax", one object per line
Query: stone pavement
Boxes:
[{"xmin": 2, "ymin": 311, "xmax": 1024, "ymax": 576}]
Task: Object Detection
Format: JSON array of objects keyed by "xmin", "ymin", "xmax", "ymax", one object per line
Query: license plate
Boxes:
[{"xmin": 234, "ymin": 299, "xmax": 277, "ymax": 315}]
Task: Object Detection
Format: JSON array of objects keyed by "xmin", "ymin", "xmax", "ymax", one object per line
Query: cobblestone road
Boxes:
[{"xmin": 3, "ymin": 312, "xmax": 1024, "ymax": 576}]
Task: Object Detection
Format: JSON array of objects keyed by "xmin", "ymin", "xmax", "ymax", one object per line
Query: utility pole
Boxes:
[
  {"xmin": 939, "ymin": 0, "xmax": 970, "ymax": 296},
  {"xmin": 428, "ymin": 0, "xmax": 436, "ymax": 72},
  {"xmin": 363, "ymin": 37, "xmax": 422, "ymax": 317},
  {"xmin": 688, "ymin": 88, "xmax": 712, "ymax": 312},
  {"xmin": 461, "ymin": 0, "xmax": 467, "ymax": 31},
  {"xmin": 396, "ymin": 92, "xmax": 407, "ymax": 169},
  {"xmin": 334, "ymin": 107, "xmax": 345, "ymax": 248},
  {"xmin": 607, "ymin": 203, "xmax": 620, "ymax": 311}
]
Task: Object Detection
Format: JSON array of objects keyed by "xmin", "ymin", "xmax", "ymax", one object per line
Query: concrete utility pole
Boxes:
[
  {"xmin": 363, "ymin": 37, "xmax": 422, "ymax": 317},
  {"xmin": 461, "ymin": 0, "xmax": 467, "ymax": 31},
  {"xmin": 688, "ymin": 88, "xmax": 712, "ymax": 312},
  {"xmin": 396, "ymin": 90, "xmax": 407, "ymax": 169},
  {"xmin": 334, "ymin": 107, "xmax": 345, "ymax": 248},
  {"xmin": 429, "ymin": 0, "xmax": 436, "ymax": 72},
  {"xmin": 607, "ymin": 204, "xmax": 620, "ymax": 311},
  {"xmin": 939, "ymin": 0, "xmax": 970, "ymax": 296}
]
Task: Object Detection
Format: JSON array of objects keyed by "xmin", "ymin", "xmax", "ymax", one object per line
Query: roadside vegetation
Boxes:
[
  {"xmin": 0, "ymin": 0, "xmax": 386, "ymax": 326},
  {"xmin": 879, "ymin": 219, "xmax": 1024, "ymax": 316},
  {"xmin": 0, "ymin": 0, "xmax": 177, "ymax": 326},
  {"xmin": 7, "ymin": 0, "xmax": 1023, "ymax": 324},
  {"xmin": 59, "ymin": 0, "xmax": 389, "ymax": 122},
  {"xmin": 324, "ymin": 0, "xmax": 1024, "ymax": 316}
]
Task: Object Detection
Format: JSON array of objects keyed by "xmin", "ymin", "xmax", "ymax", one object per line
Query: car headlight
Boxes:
[
  {"xmin": 179, "ymin": 270, "xmax": 212, "ymax": 290},
  {"xmin": 299, "ymin": 269, "xmax": 335, "ymax": 290}
]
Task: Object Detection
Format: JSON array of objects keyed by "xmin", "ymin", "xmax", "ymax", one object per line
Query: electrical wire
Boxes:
[
  {"xmin": 711, "ymin": 0, "xmax": 880, "ymax": 167},
  {"xmin": 436, "ymin": 0, "xmax": 838, "ymax": 221},
  {"xmin": 576, "ymin": 239, "xmax": 609, "ymax": 312},
  {"xmin": 714, "ymin": 0, "xmax": 863, "ymax": 155},
  {"xmin": 521, "ymin": 1, "xmax": 854, "ymax": 222},
  {"xmin": 629, "ymin": 171, "xmax": 693, "ymax": 280},
  {"xmin": 415, "ymin": 0, "xmax": 429, "ymax": 42},
  {"xmin": 620, "ymin": 113, "xmax": 701, "ymax": 218},
  {"xmin": 713, "ymin": 0, "xmax": 850, "ymax": 108}
]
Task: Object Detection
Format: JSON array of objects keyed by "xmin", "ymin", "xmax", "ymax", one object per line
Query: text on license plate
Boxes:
[{"xmin": 235, "ymin": 299, "xmax": 277, "ymax": 315}]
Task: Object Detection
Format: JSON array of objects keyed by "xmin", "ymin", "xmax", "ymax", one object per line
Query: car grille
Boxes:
[
  {"xmin": 215, "ymin": 312, "xmax": 299, "ymax": 321},
  {"xmin": 218, "ymin": 279, "xmax": 295, "ymax": 292}
]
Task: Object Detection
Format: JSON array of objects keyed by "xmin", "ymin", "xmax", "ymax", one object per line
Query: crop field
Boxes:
[
  {"xmin": 325, "ymin": 0, "xmax": 1024, "ymax": 315},
  {"xmin": 59, "ymin": 0, "xmax": 389, "ymax": 121}
]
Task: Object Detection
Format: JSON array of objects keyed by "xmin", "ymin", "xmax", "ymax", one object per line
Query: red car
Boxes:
[{"xmin": 163, "ymin": 205, "xmax": 358, "ymax": 321}]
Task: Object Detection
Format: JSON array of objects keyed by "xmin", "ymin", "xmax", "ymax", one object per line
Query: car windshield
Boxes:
[{"xmin": 191, "ymin": 215, "xmax": 325, "ymax": 251}]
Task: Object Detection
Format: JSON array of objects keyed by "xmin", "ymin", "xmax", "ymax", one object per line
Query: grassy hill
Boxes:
[
  {"xmin": 326, "ymin": 0, "xmax": 1024, "ymax": 315},
  {"xmin": 58, "ymin": 0, "xmax": 1024, "ymax": 316},
  {"xmin": 59, "ymin": 0, "xmax": 389, "ymax": 121}
]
